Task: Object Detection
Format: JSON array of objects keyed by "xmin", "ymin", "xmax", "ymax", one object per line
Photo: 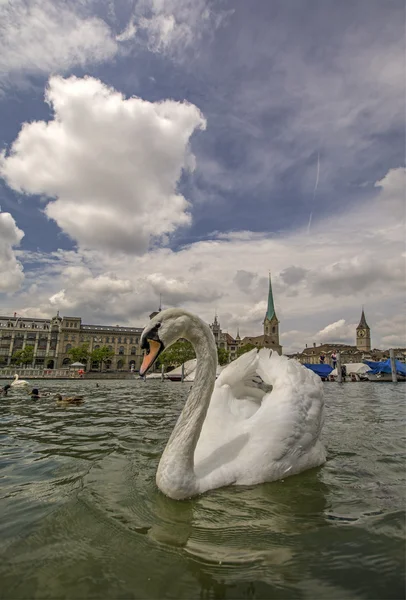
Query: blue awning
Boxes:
[{"xmin": 303, "ymin": 363, "xmax": 333, "ymax": 378}]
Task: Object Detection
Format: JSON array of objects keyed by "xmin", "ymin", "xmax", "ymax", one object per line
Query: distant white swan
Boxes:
[
  {"xmin": 11, "ymin": 373, "xmax": 29, "ymax": 387},
  {"xmin": 140, "ymin": 308, "xmax": 326, "ymax": 500}
]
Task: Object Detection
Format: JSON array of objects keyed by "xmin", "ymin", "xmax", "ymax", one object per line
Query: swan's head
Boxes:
[{"xmin": 139, "ymin": 308, "xmax": 196, "ymax": 376}]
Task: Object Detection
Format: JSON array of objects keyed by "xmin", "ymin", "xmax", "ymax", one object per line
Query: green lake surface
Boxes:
[{"xmin": 0, "ymin": 379, "xmax": 404, "ymax": 599}]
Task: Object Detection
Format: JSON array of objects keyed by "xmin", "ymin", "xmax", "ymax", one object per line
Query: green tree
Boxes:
[
  {"xmin": 11, "ymin": 350, "xmax": 23, "ymax": 365},
  {"xmin": 90, "ymin": 346, "xmax": 115, "ymax": 371},
  {"xmin": 236, "ymin": 343, "xmax": 257, "ymax": 358},
  {"xmin": 12, "ymin": 345, "xmax": 34, "ymax": 366},
  {"xmin": 159, "ymin": 340, "xmax": 196, "ymax": 369},
  {"xmin": 68, "ymin": 343, "xmax": 90, "ymax": 363},
  {"xmin": 217, "ymin": 347, "xmax": 229, "ymax": 365}
]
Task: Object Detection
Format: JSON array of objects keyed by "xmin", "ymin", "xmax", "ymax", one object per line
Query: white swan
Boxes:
[
  {"xmin": 11, "ymin": 373, "xmax": 29, "ymax": 387},
  {"xmin": 140, "ymin": 308, "xmax": 326, "ymax": 500}
]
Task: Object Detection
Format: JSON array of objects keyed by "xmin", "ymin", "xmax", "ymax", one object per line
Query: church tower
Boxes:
[
  {"xmin": 210, "ymin": 314, "xmax": 221, "ymax": 345},
  {"xmin": 263, "ymin": 274, "xmax": 280, "ymax": 347},
  {"xmin": 356, "ymin": 308, "xmax": 371, "ymax": 352}
]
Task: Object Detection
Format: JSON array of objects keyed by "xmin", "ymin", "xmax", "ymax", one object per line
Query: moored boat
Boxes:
[{"xmin": 364, "ymin": 358, "xmax": 406, "ymax": 382}]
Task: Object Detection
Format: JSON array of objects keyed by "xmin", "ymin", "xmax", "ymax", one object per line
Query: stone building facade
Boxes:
[
  {"xmin": 209, "ymin": 315, "xmax": 239, "ymax": 361},
  {"xmin": 0, "ymin": 313, "xmax": 143, "ymax": 371},
  {"xmin": 288, "ymin": 342, "xmax": 367, "ymax": 365}
]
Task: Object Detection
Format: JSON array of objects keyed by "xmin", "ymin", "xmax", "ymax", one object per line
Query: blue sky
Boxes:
[{"xmin": 0, "ymin": 0, "xmax": 404, "ymax": 352}]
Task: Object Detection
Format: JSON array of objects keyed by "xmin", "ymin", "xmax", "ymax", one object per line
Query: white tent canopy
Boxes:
[
  {"xmin": 151, "ymin": 358, "xmax": 225, "ymax": 381},
  {"xmin": 70, "ymin": 361, "xmax": 86, "ymax": 367},
  {"xmin": 331, "ymin": 363, "xmax": 369, "ymax": 376}
]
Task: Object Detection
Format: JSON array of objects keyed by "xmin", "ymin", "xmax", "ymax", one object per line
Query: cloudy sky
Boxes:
[{"xmin": 0, "ymin": 0, "xmax": 404, "ymax": 352}]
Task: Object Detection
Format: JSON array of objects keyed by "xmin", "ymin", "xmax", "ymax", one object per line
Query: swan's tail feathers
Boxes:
[
  {"xmin": 257, "ymin": 350, "xmax": 321, "ymax": 390},
  {"xmin": 216, "ymin": 348, "xmax": 258, "ymax": 389}
]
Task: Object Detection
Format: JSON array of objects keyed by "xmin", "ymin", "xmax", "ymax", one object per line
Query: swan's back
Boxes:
[{"xmin": 195, "ymin": 349, "xmax": 325, "ymax": 492}]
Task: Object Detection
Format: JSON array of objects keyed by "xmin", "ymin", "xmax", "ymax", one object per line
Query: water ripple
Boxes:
[{"xmin": 0, "ymin": 379, "xmax": 404, "ymax": 599}]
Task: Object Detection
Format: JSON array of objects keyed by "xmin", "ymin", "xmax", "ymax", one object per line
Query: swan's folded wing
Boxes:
[
  {"xmin": 216, "ymin": 349, "xmax": 258, "ymax": 389},
  {"xmin": 249, "ymin": 349, "xmax": 324, "ymax": 457}
]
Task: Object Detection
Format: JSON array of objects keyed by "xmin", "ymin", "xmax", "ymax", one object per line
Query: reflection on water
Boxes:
[{"xmin": 0, "ymin": 379, "xmax": 405, "ymax": 599}]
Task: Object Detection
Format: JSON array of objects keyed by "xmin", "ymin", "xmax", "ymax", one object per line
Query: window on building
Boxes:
[
  {"xmin": 65, "ymin": 344, "xmax": 72, "ymax": 352},
  {"xmin": 131, "ymin": 347, "xmax": 136, "ymax": 355},
  {"xmin": 119, "ymin": 346, "xmax": 124, "ymax": 355},
  {"xmin": 118, "ymin": 337, "xmax": 121, "ymax": 343},
  {"xmin": 272, "ymin": 327, "xmax": 276, "ymax": 334}
]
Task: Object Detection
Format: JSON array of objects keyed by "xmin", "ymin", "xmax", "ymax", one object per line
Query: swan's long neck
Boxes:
[{"xmin": 156, "ymin": 320, "xmax": 217, "ymax": 500}]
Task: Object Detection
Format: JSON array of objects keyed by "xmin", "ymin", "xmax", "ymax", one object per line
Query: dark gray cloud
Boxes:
[
  {"xmin": 279, "ymin": 266, "xmax": 308, "ymax": 286},
  {"xmin": 233, "ymin": 269, "xmax": 256, "ymax": 292},
  {"xmin": 309, "ymin": 257, "xmax": 405, "ymax": 297},
  {"xmin": 185, "ymin": 0, "xmax": 404, "ymax": 238}
]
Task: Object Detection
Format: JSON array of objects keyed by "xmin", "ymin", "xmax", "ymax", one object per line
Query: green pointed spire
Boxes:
[{"xmin": 265, "ymin": 273, "xmax": 276, "ymax": 321}]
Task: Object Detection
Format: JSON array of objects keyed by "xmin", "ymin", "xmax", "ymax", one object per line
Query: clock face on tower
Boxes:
[{"xmin": 358, "ymin": 329, "xmax": 366, "ymax": 337}]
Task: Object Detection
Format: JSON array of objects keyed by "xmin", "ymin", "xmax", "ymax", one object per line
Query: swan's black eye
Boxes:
[{"xmin": 142, "ymin": 323, "xmax": 161, "ymax": 347}]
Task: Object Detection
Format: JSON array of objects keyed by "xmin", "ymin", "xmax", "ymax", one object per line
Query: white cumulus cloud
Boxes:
[
  {"xmin": 315, "ymin": 319, "xmax": 357, "ymax": 345},
  {"xmin": 0, "ymin": 75, "xmax": 206, "ymax": 255},
  {"xmin": 0, "ymin": 212, "xmax": 24, "ymax": 292},
  {"xmin": 0, "ymin": 0, "xmax": 117, "ymax": 92},
  {"xmin": 128, "ymin": 0, "xmax": 231, "ymax": 57}
]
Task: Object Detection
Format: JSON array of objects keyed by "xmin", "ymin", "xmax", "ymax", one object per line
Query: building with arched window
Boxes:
[{"xmin": 0, "ymin": 313, "xmax": 143, "ymax": 371}]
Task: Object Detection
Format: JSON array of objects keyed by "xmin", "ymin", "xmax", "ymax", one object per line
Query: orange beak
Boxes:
[{"xmin": 140, "ymin": 339, "xmax": 163, "ymax": 376}]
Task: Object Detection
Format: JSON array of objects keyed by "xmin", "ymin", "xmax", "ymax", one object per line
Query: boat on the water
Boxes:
[{"xmin": 364, "ymin": 359, "xmax": 406, "ymax": 382}]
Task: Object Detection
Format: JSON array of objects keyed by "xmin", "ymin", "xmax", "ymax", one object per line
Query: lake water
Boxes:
[{"xmin": 0, "ymin": 379, "xmax": 404, "ymax": 599}]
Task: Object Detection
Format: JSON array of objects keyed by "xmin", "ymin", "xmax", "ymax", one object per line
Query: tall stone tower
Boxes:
[
  {"xmin": 356, "ymin": 308, "xmax": 371, "ymax": 352},
  {"xmin": 263, "ymin": 274, "xmax": 280, "ymax": 347},
  {"xmin": 210, "ymin": 314, "xmax": 221, "ymax": 345}
]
